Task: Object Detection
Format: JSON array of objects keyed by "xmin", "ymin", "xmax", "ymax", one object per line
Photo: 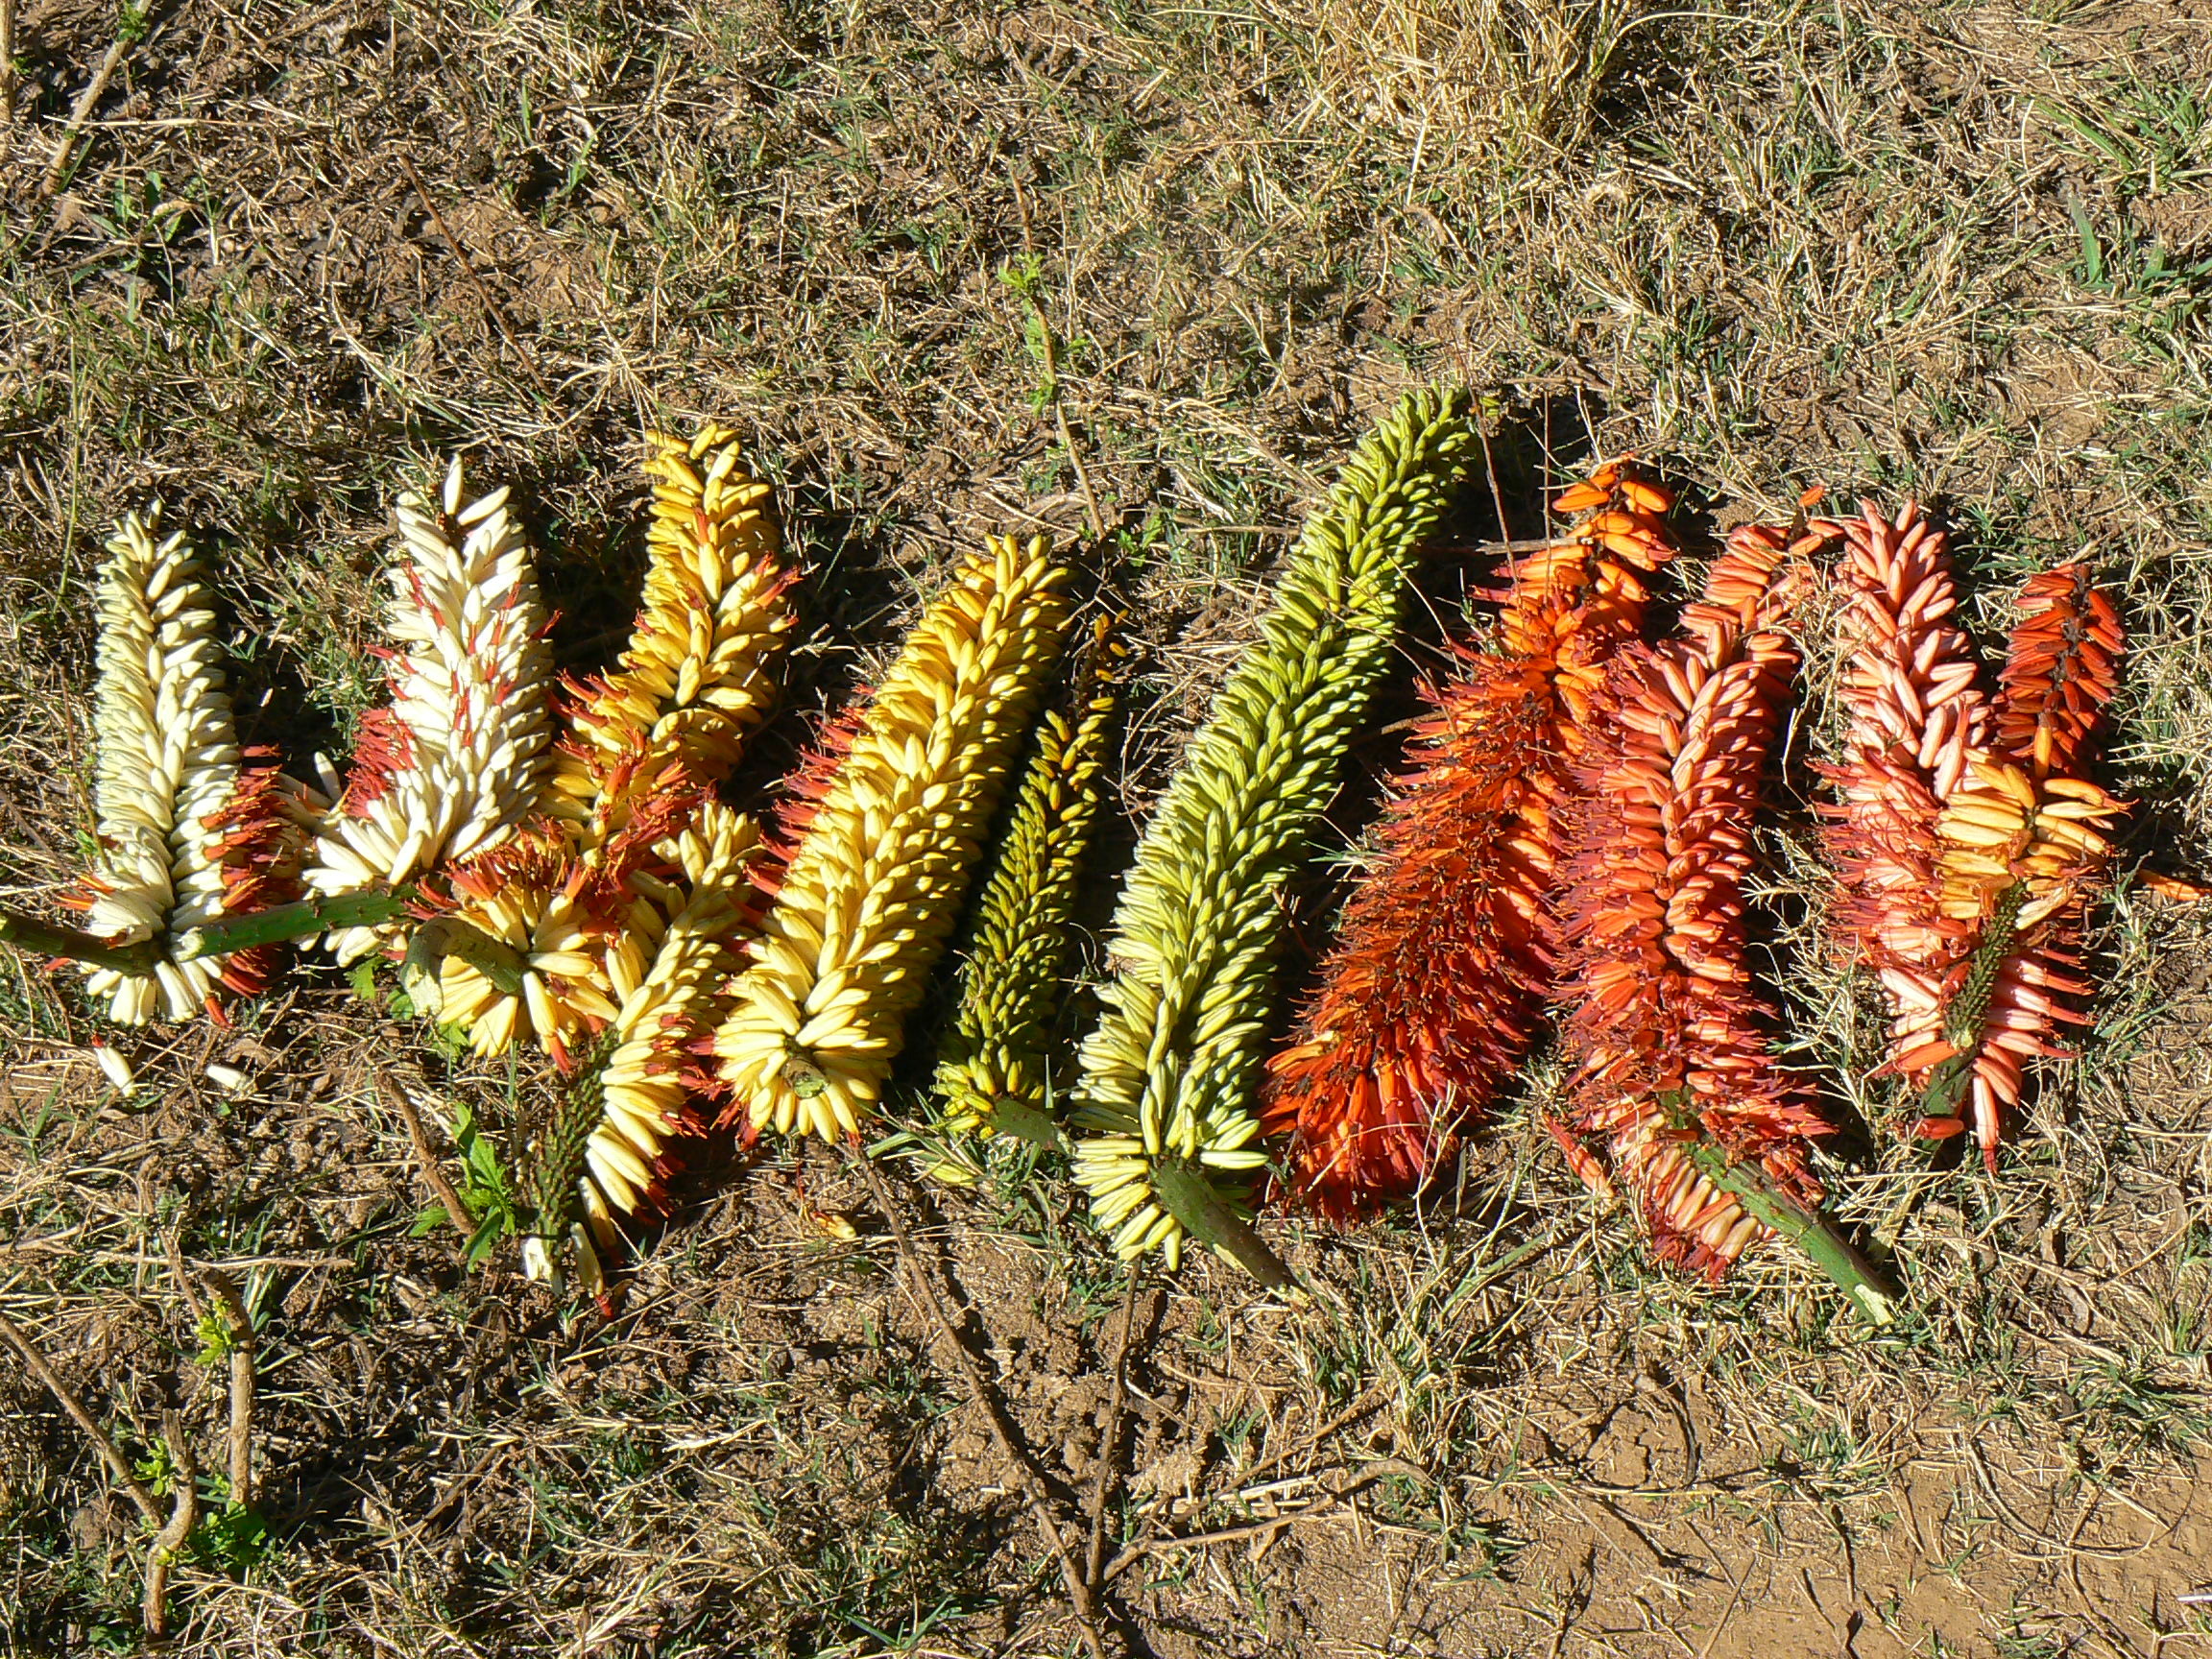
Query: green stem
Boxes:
[
  {"xmin": 1681, "ymin": 1141, "xmax": 1897, "ymax": 1328},
  {"xmin": 174, "ymin": 889, "xmax": 414, "ymax": 960},
  {"xmin": 1151, "ymin": 1156, "xmax": 1302, "ymax": 1295},
  {"xmin": 0, "ymin": 905, "xmax": 162, "ymax": 974},
  {"xmin": 400, "ymin": 917, "xmax": 528, "ymax": 1000},
  {"xmin": 1916, "ymin": 882, "xmax": 2028, "ymax": 1130}
]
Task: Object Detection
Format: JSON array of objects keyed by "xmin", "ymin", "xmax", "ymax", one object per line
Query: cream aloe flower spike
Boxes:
[
  {"xmin": 74, "ymin": 511, "xmax": 295, "ymax": 1022},
  {"xmin": 304, "ymin": 457, "xmax": 554, "ymax": 962}
]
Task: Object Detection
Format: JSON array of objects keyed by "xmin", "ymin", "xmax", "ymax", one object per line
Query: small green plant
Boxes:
[
  {"xmin": 410, "ymin": 1099, "xmax": 517, "ymax": 1269},
  {"xmin": 194, "ymin": 1499, "xmax": 272, "ymax": 1573}
]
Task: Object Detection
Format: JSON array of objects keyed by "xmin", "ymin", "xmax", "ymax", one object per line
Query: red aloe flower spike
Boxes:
[
  {"xmin": 1991, "ymin": 563, "xmax": 2121, "ymax": 783},
  {"xmin": 1921, "ymin": 566, "xmax": 2127, "ymax": 1169},
  {"xmin": 1551, "ymin": 519, "xmax": 1834, "ymax": 1283},
  {"xmin": 1261, "ymin": 460, "xmax": 1682, "ymax": 1223},
  {"xmin": 1815, "ymin": 501, "xmax": 1993, "ymax": 1119},
  {"xmin": 1821, "ymin": 512, "xmax": 2135, "ymax": 1169}
]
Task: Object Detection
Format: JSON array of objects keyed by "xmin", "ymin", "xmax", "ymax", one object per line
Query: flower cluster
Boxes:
[
  {"xmin": 932, "ymin": 618, "xmax": 1122, "ymax": 1146},
  {"xmin": 1550, "ymin": 520, "xmax": 1832, "ymax": 1281},
  {"xmin": 711, "ymin": 535, "xmax": 1073, "ymax": 1143},
  {"xmin": 1821, "ymin": 511, "xmax": 2127, "ymax": 1166},
  {"xmin": 303, "ymin": 459, "xmax": 554, "ymax": 964},
  {"xmin": 521, "ymin": 801, "xmax": 762, "ymax": 1293},
  {"xmin": 1069, "ymin": 389, "xmax": 1476, "ymax": 1270},
  {"xmin": 1261, "ymin": 461, "xmax": 1678, "ymax": 1221},
  {"xmin": 71, "ymin": 512, "xmax": 311, "ymax": 1022},
  {"xmin": 548, "ymin": 424, "xmax": 795, "ymax": 835}
]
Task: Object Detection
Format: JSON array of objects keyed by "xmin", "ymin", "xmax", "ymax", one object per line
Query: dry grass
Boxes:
[{"xmin": 5, "ymin": 0, "xmax": 2212, "ymax": 1655}]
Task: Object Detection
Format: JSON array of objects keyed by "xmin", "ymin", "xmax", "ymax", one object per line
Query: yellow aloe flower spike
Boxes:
[
  {"xmin": 711, "ymin": 535, "xmax": 1074, "ymax": 1144},
  {"xmin": 520, "ymin": 801, "xmax": 762, "ymax": 1296},
  {"xmin": 931, "ymin": 618, "xmax": 1122, "ymax": 1148},
  {"xmin": 548, "ymin": 422, "xmax": 796, "ymax": 839}
]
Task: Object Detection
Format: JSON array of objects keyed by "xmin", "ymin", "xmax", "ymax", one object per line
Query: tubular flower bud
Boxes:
[
  {"xmin": 522, "ymin": 802, "xmax": 762, "ymax": 1292},
  {"xmin": 304, "ymin": 458, "xmax": 555, "ymax": 963},
  {"xmin": 70, "ymin": 511, "xmax": 313, "ymax": 1022},
  {"xmin": 421, "ymin": 759, "xmax": 701, "ymax": 1064},
  {"xmin": 1069, "ymin": 388, "xmax": 1477, "ymax": 1273},
  {"xmin": 1552, "ymin": 523, "xmax": 1833, "ymax": 1282},
  {"xmin": 549, "ymin": 424, "xmax": 796, "ymax": 838},
  {"xmin": 710, "ymin": 536, "xmax": 1074, "ymax": 1143},
  {"xmin": 1262, "ymin": 461, "xmax": 1678, "ymax": 1223},
  {"xmin": 1818, "ymin": 510, "xmax": 2128, "ymax": 1166},
  {"xmin": 933, "ymin": 618, "xmax": 1123, "ymax": 1142}
]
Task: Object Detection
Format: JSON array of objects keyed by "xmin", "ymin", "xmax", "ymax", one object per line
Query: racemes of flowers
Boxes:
[
  {"xmin": 1262, "ymin": 461, "xmax": 1679, "ymax": 1222},
  {"xmin": 710, "ymin": 535, "xmax": 1073, "ymax": 1146},
  {"xmin": 68, "ymin": 511, "xmax": 319, "ymax": 1023},
  {"xmin": 1068, "ymin": 388, "xmax": 1476, "ymax": 1279},
  {"xmin": 1820, "ymin": 504, "xmax": 2130, "ymax": 1168},
  {"xmin": 930, "ymin": 616, "xmax": 1123, "ymax": 1163},
  {"xmin": 301, "ymin": 458, "xmax": 557, "ymax": 966},
  {"xmin": 1550, "ymin": 518, "xmax": 1836, "ymax": 1282}
]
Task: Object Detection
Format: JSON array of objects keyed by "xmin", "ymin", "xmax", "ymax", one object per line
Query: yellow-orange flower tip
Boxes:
[{"xmin": 551, "ymin": 425, "xmax": 796, "ymax": 830}]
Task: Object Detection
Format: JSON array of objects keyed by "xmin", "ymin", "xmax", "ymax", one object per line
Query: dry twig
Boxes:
[
  {"xmin": 376, "ymin": 1073, "xmax": 478, "ymax": 1245},
  {"xmin": 1084, "ymin": 1273, "xmax": 1146, "ymax": 1588},
  {"xmin": 41, "ymin": 27, "xmax": 131, "ymax": 195},
  {"xmin": 0, "ymin": 1307, "xmax": 162, "ymax": 1525},
  {"xmin": 397, "ymin": 151, "xmax": 553, "ymax": 397},
  {"xmin": 1, "ymin": 0, "xmax": 17, "ymax": 135},
  {"xmin": 199, "ymin": 1269, "xmax": 257, "ymax": 1510},
  {"xmin": 141, "ymin": 1411, "xmax": 198, "ymax": 1639}
]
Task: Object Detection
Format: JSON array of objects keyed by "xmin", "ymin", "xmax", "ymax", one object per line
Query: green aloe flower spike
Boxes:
[
  {"xmin": 1068, "ymin": 387, "xmax": 1477, "ymax": 1281},
  {"xmin": 931, "ymin": 616, "xmax": 1124, "ymax": 1156}
]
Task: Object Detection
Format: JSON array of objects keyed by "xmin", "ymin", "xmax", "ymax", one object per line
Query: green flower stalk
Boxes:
[
  {"xmin": 931, "ymin": 618, "xmax": 1123, "ymax": 1151},
  {"xmin": 1069, "ymin": 388, "xmax": 1477, "ymax": 1275}
]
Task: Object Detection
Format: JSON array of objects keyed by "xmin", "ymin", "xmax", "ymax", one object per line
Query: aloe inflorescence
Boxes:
[
  {"xmin": 301, "ymin": 458, "xmax": 556, "ymax": 967},
  {"xmin": 1262, "ymin": 460, "xmax": 1679, "ymax": 1222},
  {"xmin": 710, "ymin": 535, "xmax": 1074, "ymax": 1145},
  {"xmin": 931, "ymin": 615, "xmax": 1124, "ymax": 1157},
  {"xmin": 1550, "ymin": 519, "xmax": 1839, "ymax": 1286},
  {"xmin": 1819, "ymin": 506, "xmax": 2131, "ymax": 1168},
  {"xmin": 1068, "ymin": 387, "xmax": 1477, "ymax": 1279},
  {"xmin": 520, "ymin": 801, "xmax": 762, "ymax": 1296},
  {"xmin": 68, "ymin": 511, "xmax": 319, "ymax": 1022}
]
